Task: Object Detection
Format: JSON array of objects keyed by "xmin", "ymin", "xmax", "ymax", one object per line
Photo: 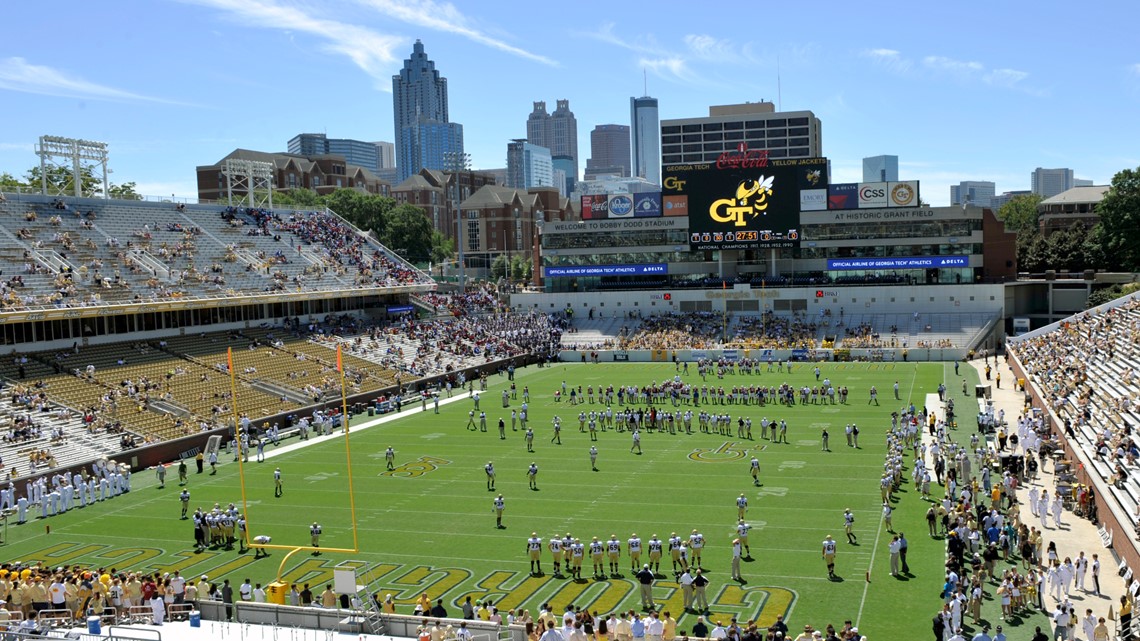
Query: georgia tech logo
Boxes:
[
  {"xmin": 663, "ymin": 176, "xmax": 687, "ymax": 191},
  {"xmin": 890, "ymin": 182, "xmax": 916, "ymax": 206},
  {"xmin": 805, "ymin": 170, "xmax": 821, "ymax": 186},
  {"xmin": 710, "ymin": 176, "xmax": 774, "ymax": 227}
]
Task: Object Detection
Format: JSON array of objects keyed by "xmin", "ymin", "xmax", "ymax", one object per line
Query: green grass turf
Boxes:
[{"xmin": 3, "ymin": 360, "xmax": 1034, "ymax": 638}]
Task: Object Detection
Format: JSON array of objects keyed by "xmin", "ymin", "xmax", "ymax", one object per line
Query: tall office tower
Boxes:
[
  {"xmin": 585, "ymin": 124, "xmax": 631, "ymax": 179},
  {"xmin": 661, "ymin": 102, "xmax": 822, "ymax": 165},
  {"xmin": 526, "ymin": 99, "xmax": 578, "ymax": 181},
  {"xmin": 373, "ymin": 141, "xmax": 395, "ymax": 169},
  {"xmin": 393, "ymin": 40, "xmax": 463, "ymax": 181},
  {"xmin": 862, "ymin": 155, "xmax": 899, "ymax": 182},
  {"xmin": 950, "ymin": 181, "xmax": 996, "ymax": 207},
  {"xmin": 506, "ymin": 140, "xmax": 554, "ymax": 190},
  {"xmin": 1031, "ymin": 167, "xmax": 1075, "ymax": 199},
  {"xmin": 630, "ymin": 96, "xmax": 660, "ymax": 184}
]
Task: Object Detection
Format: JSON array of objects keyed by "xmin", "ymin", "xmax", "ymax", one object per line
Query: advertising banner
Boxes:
[
  {"xmin": 887, "ymin": 181, "xmax": 920, "ymax": 207},
  {"xmin": 663, "ymin": 195, "xmax": 689, "ymax": 217},
  {"xmin": 826, "ymin": 255, "xmax": 969, "ymax": 270},
  {"xmin": 791, "ymin": 348, "xmax": 810, "ymax": 361},
  {"xmin": 800, "ymin": 188, "xmax": 827, "ymax": 211},
  {"xmin": 580, "ymin": 194, "xmax": 608, "ymax": 220},
  {"xmin": 828, "ymin": 183, "xmax": 858, "ymax": 210},
  {"xmin": 387, "ymin": 305, "xmax": 414, "ymax": 314},
  {"xmin": 544, "ymin": 263, "xmax": 668, "ymax": 278},
  {"xmin": 607, "ymin": 193, "xmax": 635, "ymax": 218},
  {"xmin": 722, "ymin": 349, "xmax": 739, "ymax": 361},
  {"xmin": 664, "ymin": 150, "xmax": 828, "ymax": 250},
  {"xmin": 633, "ymin": 192, "xmax": 662, "ymax": 217},
  {"xmin": 857, "ymin": 182, "xmax": 889, "ymax": 209}
]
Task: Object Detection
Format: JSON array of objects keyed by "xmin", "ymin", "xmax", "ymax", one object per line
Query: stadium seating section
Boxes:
[
  {"xmin": 1010, "ymin": 297, "xmax": 1140, "ymax": 528},
  {"xmin": 0, "ymin": 194, "xmax": 432, "ymax": 311}
]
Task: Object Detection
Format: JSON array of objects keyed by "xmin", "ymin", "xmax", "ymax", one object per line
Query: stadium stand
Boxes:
[
  {"xmin": 0, "ymin": 193, "xmax": 432, "ymax": 312},
  {"xmin": 1009, "ymin": 296, "xmax": 1140, "ymax": 526},
  {"xmin": 558, "ymin": 310, "xmax": 997, "ymax": 352}
]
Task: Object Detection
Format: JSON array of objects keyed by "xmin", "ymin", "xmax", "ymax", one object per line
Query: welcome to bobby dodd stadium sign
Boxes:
[
  {"xmin": 544, "ymin": 264, "xmax": 667, "ymax": 277},
  {"xmin": 826, "ymin": 256, "xmax": 968, "ymax": 270}
]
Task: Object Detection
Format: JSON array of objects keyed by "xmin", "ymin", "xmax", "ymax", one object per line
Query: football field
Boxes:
[{"xmin": 4, "ymin": 361, "xmax": 981, "ymax": 637}]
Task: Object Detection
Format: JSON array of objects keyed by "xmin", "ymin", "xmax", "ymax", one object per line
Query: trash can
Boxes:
[
  {"xmin": 368, "ymin": 407, "xmax": 374, "ymax": 416},
  {"xmin": 88, "ymin": 617, "xmax": 102, "ymax": 634},
  {"xmin": 189, "ymin": 610, "xmax": 201, "ymax": 628}
]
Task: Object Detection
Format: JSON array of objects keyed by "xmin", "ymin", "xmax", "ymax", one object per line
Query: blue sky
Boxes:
[{"xmin": 1, "ymin": 0, "xmax": 1138, "ymax": 205}]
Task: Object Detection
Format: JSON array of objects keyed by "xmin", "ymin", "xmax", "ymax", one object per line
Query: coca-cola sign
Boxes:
[{"xmin": 716, "ymin": 143, "xmax": 770, "ymax": 170}]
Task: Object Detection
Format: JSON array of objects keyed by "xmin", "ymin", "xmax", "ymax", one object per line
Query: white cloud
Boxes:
[
  {"xmin": 922, "ymin": 55, "xmax": 984, "ymax": 74},
  {"xmin": 355, "ymin": 0, "xmax": 556, "ymax": 66},
  {"xmin": 862, "ymin": 48, "xmax": 912, "ymax": 73},
  {"xmin": 580, "ymin": 22, "xmax": 661, "ymax": 55},
  {"xmin": 639, "ymin": 57, "xmax": 696, "ymax": 84},
  {"xmin": 865, "ymin": 48, "xmax": 1042, "ymax": 96},
  {"xmin": 0, "ymin": 57, "xmax": 181, "ymax": 103},
  {"xmin": 184, "ymin": 0, "xmax": 405, "ymax": 88},
  {"xmin": 985, "ymin": 68, "xmax": 1029, "ymax": 88},
  {"xmin": 682, "ymin": 34, "xmax": 756, "ymax": 63}
]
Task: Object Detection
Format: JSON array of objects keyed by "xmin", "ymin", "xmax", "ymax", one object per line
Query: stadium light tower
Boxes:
[
  {"xmin": 444, "ymin": 151, "xmax": 471, "ymax": 292},
  {"xmin": 36, "ymin": 135, "xmax": 110, "ymax": 198},
  {"xmin": 222, "ymin": 158, "xmax": 275, "ymax": 209}
]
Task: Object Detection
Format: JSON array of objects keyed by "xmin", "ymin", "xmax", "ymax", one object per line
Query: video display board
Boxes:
[{"xmin": 663, "ymin": 151, "xmax": 828, "ymax": 250}]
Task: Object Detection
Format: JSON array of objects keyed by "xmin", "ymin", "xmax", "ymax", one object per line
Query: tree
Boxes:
[
  {"xmin": 25, "ymin": 165, "xmax": 102, "ymax": 197},
  {"xmin": 0, "ymin": 172, "xmax": 27, "ymax": 192},
  {"xmin": 324, "ymin": 189, "xmax": 394, "ymax": 238},
  {"xmin": 490, "ymin": 254, "xmax": 510, "ymax": 280},
  {"xmin": 430, "ymin": 231, "xmax": 454, "ymax": 265},
  {"xmin": 996, "ymin": 193, "xmax": 1043, "ymax": 232},
  {"xmin": 509, "ymin": 255, "xmax": 531, "ymax": 281},
  {"xmin": 1087, "ymin": 283, "xmax": 1140, "ymax": 308},
  {"xmin": 107, "ymin": 181, "xmax": 142, "ymax": 200},
  {"xmin": 382, "ymin": 204, "xmax": 434, "ymax": 263},
  {"xmin": 1098, "ymin": 166, "xmax": 1140, "ymax": 271},
  {"xmin": 273, "ymin": 188, "xmax": 323, "ymax": 207}
]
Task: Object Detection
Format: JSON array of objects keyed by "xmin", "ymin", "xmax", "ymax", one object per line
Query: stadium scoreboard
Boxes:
[{"xmin": 664, "ymin": 148, "xmax": 829, "ymax": 251}]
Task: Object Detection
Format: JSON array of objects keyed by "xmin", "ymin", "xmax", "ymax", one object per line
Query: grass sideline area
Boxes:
[{"xmin": 2, "ymin": 361, "xmax": 1004, "ymax": 638}]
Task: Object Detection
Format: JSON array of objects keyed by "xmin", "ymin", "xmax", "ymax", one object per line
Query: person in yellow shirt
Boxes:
[
  {"xmin": 28, "ymin": 578, "xmax": 48, "ymax": 614},
  {"xmin": 320, "ymin": 585, "xmax": 337, "ymax": 608},
  {"xmin": 661, "ymin": 612, "xmax": 676, "ymax": 641},
  {"xmin": 416, "ymin": 592, "xmax": 431, "ymax": 614},
  {"xmin": 476, "ymin": 601, "xmax": 490, "ymax": 621}
]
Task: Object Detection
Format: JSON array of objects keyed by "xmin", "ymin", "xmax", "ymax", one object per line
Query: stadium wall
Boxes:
[
  {"xmin": 559, "ymin": 347, "xmax": 970, "ymax": 363},
  {"xmin": 511, "ymin": 283, "xmax": 1006, "ymax": 316}
]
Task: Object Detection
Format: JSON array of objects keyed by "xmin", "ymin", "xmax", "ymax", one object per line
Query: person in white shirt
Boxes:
[
  {"xmin": 645, "ymin": 612, "xmax": 663, "ymax": 641},
  {"xmin": 678, "ymin": 570, "xmax": 694, "ymax": 611},
  {"xmin": 239, "ymin": 579, "xmax": 253, "ymax": 601},
  {"xmin": 253, "ymin": 584, "xmax": 267, "ymax": 603},
  {"xmin": 730, "ymin": 539, "xmax": 743, "ymax": 581}
]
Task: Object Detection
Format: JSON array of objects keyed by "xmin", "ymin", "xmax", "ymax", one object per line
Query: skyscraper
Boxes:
[
  {"xmin": 287, "ymin": 133, "xmax": 386, "ymax": 174},
  {"xmin": 660, "ymin": 102, "xmax": 821, "ymax": 166},
  {"xmin": 373, "ymin": 141, "xmax": 395, "ymax": 169},
  {"xmin": 862, "ymin": 155, "xmax": 898, "ymax": 183},
  {"xmin": 585, "ymin": 124, "xmax": 631, "ymax": 179},
  {"xmin": 631, "ymin": 96, "xmax": 660, "ymax": 185},
  {"xmin": 526, "ymin": 100, "xmax": 578, "ymax": 181},
  {"xmin": 506, "ymin": 140, "xmax": 554, "ymax": 190},
  {"xmin": 393, "ymin": 40, "xmax": 463, "ymax": 182},
  {"xmin": 1031, "ymin": 167, "xmax": 1075, "ymax": 199},
  {"xmin": 950, "ymin": 181, "xmax": 996, "ymax": 207}
]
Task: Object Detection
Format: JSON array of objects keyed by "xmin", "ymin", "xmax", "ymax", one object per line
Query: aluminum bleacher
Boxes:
[{"xmin": 0, "ymin": 193, "xmax": 432, "ymax": 312}]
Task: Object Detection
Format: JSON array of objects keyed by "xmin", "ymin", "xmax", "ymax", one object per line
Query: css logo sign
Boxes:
[
  {"xmin": 860, "ymin": 186, "xmax": 885, "ymax": 199},
  {"xmin": 609, "ymin": 195, "xmax": 634, "ymax": 217}
]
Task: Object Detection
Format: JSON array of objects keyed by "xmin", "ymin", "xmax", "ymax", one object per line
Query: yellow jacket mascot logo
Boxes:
[{"xmin": 710, "ymin": 176, "xmax": 774, "ymax": 227}]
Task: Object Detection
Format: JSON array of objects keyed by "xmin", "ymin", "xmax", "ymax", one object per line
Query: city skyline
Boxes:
[{"xmin": 0, "ymin": 2, "xmax": 1136, "ymax": 204}]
